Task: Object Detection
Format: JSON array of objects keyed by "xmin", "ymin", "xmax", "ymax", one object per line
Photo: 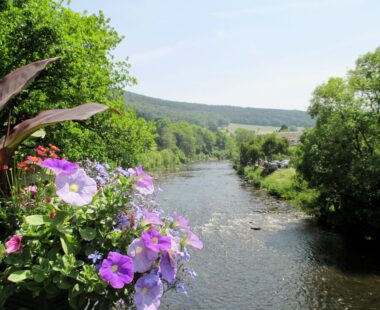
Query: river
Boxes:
[{"xmin": 156, "ymin": 161, "xmax": 380, "ymax": 310}]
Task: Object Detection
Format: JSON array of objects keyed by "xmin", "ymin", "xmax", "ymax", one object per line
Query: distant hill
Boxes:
[{"xmin": 124, "ymin": 91, "xmax": 314, "ymax": 129}]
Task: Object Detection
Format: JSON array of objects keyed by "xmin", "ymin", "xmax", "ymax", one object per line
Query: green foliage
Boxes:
[
  {"xmin": 137, "ymin": 148, "xmax": 184, "ymax": 171},
  {"xmin": 279, "ymin": 124, "xmax": 289, "ymax": 132},
  {"xmin": 139, "ymin": 119, "xmax": 236, "ymax": 170},
  {"xmin": 234, "ymin": 128, "xmax": 317, "ymax": 208},
  {"xmin": 243, "ymin": 166, "xmax": 264, "ymax": 186},
  {"xmin": 235, "ymin": 129, "xmax": 290, "ymax": 167},
  {"xmin": 0, "ymin": 0, "xmax": 154, "ymax": 166},
  {"xmin": 296, "ymin": 47, "xmax": 380, "ymax": 236},
  {"xmin": 261, "ymin": 134, "xmax": 290, "ymax": 160},
  {"xmin": 124, "ymin": 91, "xmax": 314, "ymax": 128}
]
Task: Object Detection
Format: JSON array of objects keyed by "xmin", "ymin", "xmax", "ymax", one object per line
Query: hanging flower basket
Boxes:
[{"xmin": 0, "ymin": 152, "xmax": 203, "ymax": 309}]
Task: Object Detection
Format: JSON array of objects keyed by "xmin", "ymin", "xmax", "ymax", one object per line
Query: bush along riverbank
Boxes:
[
  {"xmin": 232, "ymin": 130, "xmax": 318, "ymax": 211},
  {"xmin": 240, "ymin": 165, "xmax": 318, "ymax": 209}
]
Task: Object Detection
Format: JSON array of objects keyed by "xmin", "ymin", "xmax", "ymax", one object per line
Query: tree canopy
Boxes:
[
  {"xmin": 296, "ymin": 47, "xmax": 380, "ymax": 237},
  {"xmin": 0, "ymin": 0, "xmax": 154, "ymax": 165}
]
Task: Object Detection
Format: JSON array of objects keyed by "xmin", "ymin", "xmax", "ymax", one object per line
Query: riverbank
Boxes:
[{"xmin": 241, "ymin": 165, "xmax": 318, "ymax": 209}]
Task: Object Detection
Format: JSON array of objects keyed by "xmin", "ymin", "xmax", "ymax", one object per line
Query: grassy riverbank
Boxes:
[{"xmin": 243, "ymin": 166, "xmax": 318, "ymax": 209}]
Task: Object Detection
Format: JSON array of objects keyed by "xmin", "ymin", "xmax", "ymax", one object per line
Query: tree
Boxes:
[
  {"xmin": 155, "ymin": 119, "xmax": 176, "ymax": 150},
  {"xmin": 0, "ymin": 0, "xmax": 154, "ymax": 165},
  {"xmin": 296, "ymin": 47, "xmax": 380, "ymax": 237},
  {"xmin": 261, "ymin": 134, "xmax": 290, "ymax": 160}
]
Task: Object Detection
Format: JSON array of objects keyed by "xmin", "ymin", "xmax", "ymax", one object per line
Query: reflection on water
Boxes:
[{"xmin": 156, "ymin": 161, "xmax": 380, "ymax": 310}]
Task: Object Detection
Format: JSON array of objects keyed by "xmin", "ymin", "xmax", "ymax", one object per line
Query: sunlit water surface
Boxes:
[{"xmin": 156, "ymin": 162, "xmax": 380, "ymax": 310}]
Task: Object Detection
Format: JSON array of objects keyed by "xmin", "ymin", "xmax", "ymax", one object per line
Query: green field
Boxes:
[
  {"xmin": 225, "ymin": 123, "xmax": 280, "ymax": 134},
  {"xmin": 225, "ymin": 123, "xmax": 303, "ymax": 134}
]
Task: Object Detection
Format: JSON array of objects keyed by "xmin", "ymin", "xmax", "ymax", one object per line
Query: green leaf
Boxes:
[
  {"xmin": 30, "ymin": 128, "xmax": 46, "ymax": 138},
  {"xmin": 32, "ymin": 269, "xmax": 46, "ymax": 283},
  {"xmin": 60, "ymin": 236, "xmax": 70, "ymax": 255},
  {"xmin": 8, "ymin": 270, "xmax": 32, "ymax": 283},
  {"xmin": 60, "ymin": 235, "xmax": 78, "ymax": 255},
  {"xmin": 53, "ymin": 274, "xmax": 74, "ymax": 290},
  {"xmin": 25, "ymin": 215, "xmax": 51, "ymax": 226},
  {"xmin": 79, "ymin": 227, "xmax": 97, "ymax": 241},
  {"xmin": 53, "ymin": 211, "xmax": 69, "ymax": 225}
]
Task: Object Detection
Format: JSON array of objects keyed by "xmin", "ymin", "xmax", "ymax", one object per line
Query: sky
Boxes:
[{"xmin": 68, "ymin": 0, "xmax": 380, "ymax": 111}]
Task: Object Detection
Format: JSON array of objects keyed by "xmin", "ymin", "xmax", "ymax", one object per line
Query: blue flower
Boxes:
[
  {"xmin": 175, "ymin": 281, "xmax": 188, "ymax": 295},
  {"xmin": 181, "ymin": 247, "xmax": 191, "ymax": 262},
  {"xmin": 88, "ymin": 251, "xmax": 102, "ymax": 264},
  {"xmin": 184, "ymin": 267, "xmax": 197, "ymax": 279}
]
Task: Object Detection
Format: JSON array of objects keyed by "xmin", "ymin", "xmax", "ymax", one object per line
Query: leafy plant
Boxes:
[
  {"xmin": 0, "ymin": 57, "xmax": 111, "ymax": 175},
  {"xmin": 0, "ymin": 156, "xmax": 202, "ymax": 309}
]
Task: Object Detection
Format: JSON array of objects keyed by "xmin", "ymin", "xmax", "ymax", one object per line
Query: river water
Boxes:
[{"xmin": 156, "ymin": 161, "xmax": 380, "ymax": 310}]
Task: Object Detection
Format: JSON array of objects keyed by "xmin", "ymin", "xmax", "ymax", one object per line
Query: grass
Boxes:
[
  {"xmin": 261, "ymin": 168, "xmax": 296, "ymax": 199},
  {"xmin": 226, "ymin": 123, "xmax": 280, "ymax": 134},
  {"xmin": 243, "ymin": 166, "xmax": 319, "ymax": 209}
]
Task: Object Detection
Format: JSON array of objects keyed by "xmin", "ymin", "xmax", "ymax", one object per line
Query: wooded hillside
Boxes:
[{"xmin": 124, "ymin": 91, "xmax": 314, "ymax": 129}]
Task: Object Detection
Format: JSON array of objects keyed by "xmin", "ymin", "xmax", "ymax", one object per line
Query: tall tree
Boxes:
[
  {"xmin": 0, "ymin": 0, "xmax": 154, "ymax": 164},
  {"xmin": 296, "ymin": 48, "xmax": 380, "ymax": 236}
]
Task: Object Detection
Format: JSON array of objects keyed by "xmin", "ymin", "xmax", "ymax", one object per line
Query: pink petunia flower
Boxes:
[{"xmin": 5, "ymin": 235, "xmax": 22, "ymax": 254}]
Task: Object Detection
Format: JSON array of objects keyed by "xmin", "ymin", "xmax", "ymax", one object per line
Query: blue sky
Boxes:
[{"xmin": 68, "ymin": 0, "xmax": 380, "ymax": 110}]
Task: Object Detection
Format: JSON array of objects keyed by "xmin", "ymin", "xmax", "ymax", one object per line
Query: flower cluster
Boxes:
[
  {"xmin": 17, "ymin": 144, "xmax": 63, "ymax": 172},
  {"xmin": 0, "ymin": 149, "xmax": 202, "ymax": 310}
]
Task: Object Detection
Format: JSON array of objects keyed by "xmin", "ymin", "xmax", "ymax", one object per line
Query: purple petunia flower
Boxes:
[
  {"xmin": 141, "ymin": 227, "xmax": 171, "ymax": 253},
  {"xmin": 55, "ymin": 169, "xmax": 97, "ymax": 206},
  {"xmin": 134, "ymin": 273, "xmax": 163, "ymax": 310},
  {"xmin": 172, "ymin": 212, "xmax": 189, "ymax": 229},
  {"xmin": 40, "ymin": 158, "xmax": 78, "ymax": 175},
  {"xmin": 140, "ymin": 209, "xmax": 164, "ymax": 227},
  {"xmin": 159, "ymin": 236, "xmax": 180, "ymax": 282},
  {"xmin": 159, "ymin": 251, "xmax": 177, "ymax": 283},
  {"xmin": 127, "ymin": 238, "xmax": 157, "ymax": 273},
  {"xmin": 133, "ymin": 166, "xmax": 154, "ymax": 195},
  {"xmin": 99, "ymin": 252, "xmax": 134, "ymax": 289},
  {"xmin": 172, "ymin": 213, "xmax": 203, "ymax": 249},
  {"xmin": 185, "ymin": 228, "xmax": 203, "ymax": 249}
]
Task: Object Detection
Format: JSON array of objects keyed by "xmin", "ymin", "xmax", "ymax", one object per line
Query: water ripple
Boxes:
[{"xmin": 158, "ymin": 162, "xmax": 380, "ymax": 310}]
